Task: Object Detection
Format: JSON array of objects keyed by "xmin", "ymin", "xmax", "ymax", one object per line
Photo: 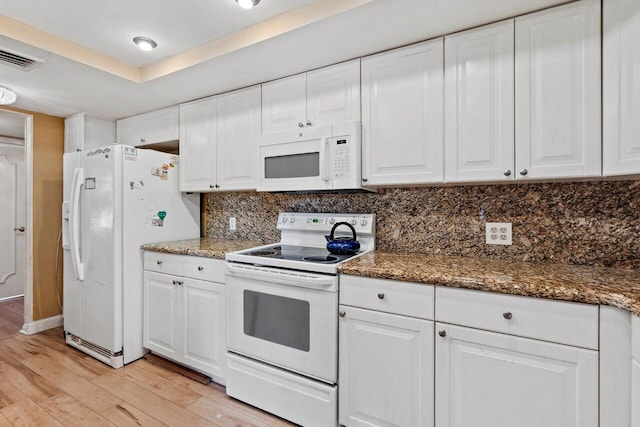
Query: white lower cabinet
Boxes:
[
  {"xmin": 435, "ymin": 323, "xmax": 599, "ymax": 427},
  {"xmin": 143, "ymin": 253, "xmax": 226, "ymax": 383}
]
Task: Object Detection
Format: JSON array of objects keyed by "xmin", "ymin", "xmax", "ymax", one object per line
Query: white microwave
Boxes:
[{"xmin": 257, "ymin": 121, "xmax": 364, "ymax": 192}]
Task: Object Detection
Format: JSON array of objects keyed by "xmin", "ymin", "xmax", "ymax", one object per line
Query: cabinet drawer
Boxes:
[
  {"xmin": 436, "ymin": 287, "xmax": 599, "ymax": 349},
  {"xmin": 143, "ymin": 252, "xmax": 183, "ymax": 276},
  {"xmin": 181, "ymin": 257, "xmax": 225, "ymax": 283},
  {"xmin": 340, "ymin": 275, "xmax": 434, "ymax": 320}
]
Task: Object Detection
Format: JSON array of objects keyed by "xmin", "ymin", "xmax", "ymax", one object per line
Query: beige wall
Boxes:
[{"xmin": 1, "ymin": 106, "xmax": 64, "ymax": 321}]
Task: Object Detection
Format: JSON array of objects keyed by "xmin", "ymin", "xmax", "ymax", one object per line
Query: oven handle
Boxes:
[{"xmin": 226, "ymin": 262, "xmax": 338, "ymax": 289}]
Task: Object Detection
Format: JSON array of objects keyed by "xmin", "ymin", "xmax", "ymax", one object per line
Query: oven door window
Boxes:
[
  {"xmin": 243, "ymin": 290, "xmax": 310, "ymax": 352},
  {"xmin": 264, "ymin": 152, "xmax": 320, "ymax": 179}
]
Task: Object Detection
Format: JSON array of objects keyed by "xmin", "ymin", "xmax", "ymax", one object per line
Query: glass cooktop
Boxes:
[{"xmin": 243, "ymin": 245, "xmax": 359, "ymax": 264}]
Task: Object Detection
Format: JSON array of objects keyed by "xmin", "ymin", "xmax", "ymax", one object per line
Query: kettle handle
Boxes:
[{"xmin": 329, "ymin": 222, "xmax": 357, "ymax": 241}]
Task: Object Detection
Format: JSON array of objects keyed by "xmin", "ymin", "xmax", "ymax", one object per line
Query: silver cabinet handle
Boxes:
[
  {"xmin": 306, "ymin": 120, "xmax": 312, "ymax": 127},
  {"xmin": 179, "ymin": 281, "xmax": 183, "ymax": 286},
  {"xmin": 339, "ymin": 311, "xmax": 346, "ymax": 318},
  {"xmin": 197, "ymin": 266, "xmax": 204, "ymax": 271},
  {"xmin": 362, "ymin": 177, "xmax": 368, "ymax": 183},
  {"xmin": 377, "ymin": 293, "xmax": 385, "ymax": 300},
  {"xmin": 140, "ymin": 138, "xmax": 146, "ymax": 143},
  {"xmin": 503, "ymin": 170, "xmax": 512, "ymax": 176},
  {"xmin": 172, "ymin": 280, "xmax": 177, "ymax": 285},
  {"xmin": 215, "ymin": 184, "xmax": 220, "ymax": 189},
  {"xmin": 13, "ymin": 226, "xmax": 25, "ymax": 232},
  {"xmin": 438, "ymin": 330, "xmax": 447, "ymax": 337},
  {"xmin": 298, "ymin": 122, "xmax": 304, "ymax": 128},
  {"xmin": 209, "ymin": 184, "xmax": 215, "ymax": 189},
  {"xmin": 519, "ymin": 169, "xmax": 528, "ymax": 176},
  {"xmin": 156, "ymin": 260, "xmax": 163, "ymax": 265},
  {"xmin": 503, "ymin": 312, "xmax": 513, "ymax": 320}
]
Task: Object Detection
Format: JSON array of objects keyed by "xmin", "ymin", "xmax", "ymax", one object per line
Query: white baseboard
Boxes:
[{"xmin": 21, "ymin": 314, "xmax": 63, "ymax": 335}]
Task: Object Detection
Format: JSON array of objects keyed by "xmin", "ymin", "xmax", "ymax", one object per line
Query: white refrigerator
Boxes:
[{"xmin": 62, "ymin": 145, "xmax": 200, "ymax": 367}]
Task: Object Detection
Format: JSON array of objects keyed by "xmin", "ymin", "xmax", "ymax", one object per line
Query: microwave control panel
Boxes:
[
  {"xmin": 329, "ymin": 121, "xmax": 362, "ymax": 189},
  {"xmin": 332, "ymin": 137, "xmax": 351, "ymax": 180}
]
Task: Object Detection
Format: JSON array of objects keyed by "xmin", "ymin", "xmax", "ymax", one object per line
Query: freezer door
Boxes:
[{"xmin": 121, "ymin": 147, "xmax": 200, "ymax": 363}]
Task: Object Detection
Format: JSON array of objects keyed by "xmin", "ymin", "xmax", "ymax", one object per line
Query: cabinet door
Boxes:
[
  {"xmin": 64, "ymin": 114, "xmax": 84, "ymax": 153},
  {"xmin": 515, "ymin": 0, "xmax": 601, "ymax": 179},
  {"xmin": 261, "ymin": 73, "xmax": 306, "ymax": 134},
  {"xmin": 445, "ymin": 20, "xmax": 514, "ymax": 182},
  {"xmin": 83, "ymin": 116, "xmax": 115, "ymax": 151},
  {"xmin": 603, "ymin": 0, "xmax": 640, "ymax": 175},
  {"xmin": 339, "ymin": 306, "xmax": 434, "ymax": 427},
  {"xmin": 179, "ymin": 97, "xmax": 217, "ymax": 192},
  {"xmin": 362, "ymin": 38, "xmax": 444, "ymax": 185},
  {"xmin": 182, "ymin": 278, "xmax": 226, "ymax": 381},
  {"xmin": 117, "ymin": 106, "xmax": 179, "ymax": 146},
  {"xmin": 306, "ymin": 59, "xmax": 361, "ymax": 127},
  {"xmin": 435, "ymin": 323, "xmax": 598, "ymax": 427},
  {"xmin": 216, "ymin": 86, "xmax": 260, "ymax": 191},
  {"xmin": 143, "ymin": 271, "xmax": 181, "ymax": 362}
]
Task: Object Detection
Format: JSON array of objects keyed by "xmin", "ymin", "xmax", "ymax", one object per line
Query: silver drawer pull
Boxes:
[
  {"xmin": 438, "ymin": 330, "xmax": 447, "ymax": 337},
  {"xmin": 156, "ymin": 260, "xmax": 163, "ymax": 265},
  {"xmin": 503, "ymin": 312, "xmax": 513, "ymax": 320},
  {"xmin": 172, "ymin": 280, "xmax": 177, "ymax": 285},
  {"xmin": 377, "ymin": 293, "xmax": 385, "ymax": 300},
  {"xmin": 339, "ymin": 311, "xmax": 346, "ymax": 318},
  {"xmin": 197, "ymin": 266, "xmax": 204, "ymax": 271}
]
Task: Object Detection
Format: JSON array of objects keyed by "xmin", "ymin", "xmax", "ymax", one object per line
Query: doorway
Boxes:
[{"xmin": 0, "ymin": 109, "xmax": 33, "ymax": 333}]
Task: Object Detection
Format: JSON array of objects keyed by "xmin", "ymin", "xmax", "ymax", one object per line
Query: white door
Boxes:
[
  {"xmin": 143, "ymin": 271, "xmax": 181, "ymax": 361},
  {"xmin": 182, "ymin": 278, "xmax": 225, "ymax": 381},
  {"xmin": 306, "ymin": 59, "xmax": 361, "ymax": 127},
  {"xmin": 216, "ymin": 86, "xmax": 260, "ymax": 191},
  {"xmin": 339, "ymin": 306, "xmax": 434, "ymax": 427},
  {"xmin": 179, "ymin": 97, "xmax": 217, "ymax": 192},
  {"xmin": 0, "ymin": 143, "xmax": 26, "ymax": 300},
  {"xmin": 603, "ymin": 0, "xmax": 640, "ymax": 176},
  {"xmin": 261, "ymin": 73, "xmax": 307, "ymax": 134},
  {"xmin": 445, "ymin": 20, "xmax": 515, "ymax": 182},
  {"xmin": 435, "ymin": 323, "xmax": 599, "ymax": 427},
  {"xmin": 362, "ymin": 38, "xmax": 444, "ymax": 186},
  {"xmin": 515, "ymin": 0, "xmax": 601, "ymax": 179}
]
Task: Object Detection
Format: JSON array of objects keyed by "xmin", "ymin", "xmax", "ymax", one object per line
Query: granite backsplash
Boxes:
[{"xmin": 204, "ymin": 180, "xmax": 640, "ymax": 268}]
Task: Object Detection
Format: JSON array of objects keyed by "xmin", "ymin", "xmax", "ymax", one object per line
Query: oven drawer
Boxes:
[
  {"xmin": 340, "ymin": 275, "xmax": 434, "ymax": 320},
  {"xmin": 436, "ymin": 287, "xmax": 599, "ymax": 350},
  {"xmin": 143, "ymin": 251, "xmax": 183, "ymax": 276}
]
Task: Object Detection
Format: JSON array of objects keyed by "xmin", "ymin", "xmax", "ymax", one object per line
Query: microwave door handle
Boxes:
[{"xmin": 320, "ymin": 137, "xmax": 330, "ymax": 183}]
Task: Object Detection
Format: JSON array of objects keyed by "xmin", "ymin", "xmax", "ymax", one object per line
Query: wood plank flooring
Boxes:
[
  {"xmin": 0, "ymin": 297, "xmax": 24, "ymax": 338},
  {"xmin": 0, "ymin": 299, "xmax": 296, "ymax": 426}
]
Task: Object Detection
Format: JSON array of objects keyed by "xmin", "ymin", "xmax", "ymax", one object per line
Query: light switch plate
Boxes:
[{"xmin": 486, "ymin": 222, "xmax": 512, "ymax": 245}]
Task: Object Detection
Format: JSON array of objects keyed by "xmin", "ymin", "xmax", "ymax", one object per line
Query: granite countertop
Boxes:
[
  {"xmin": 141, "ymin": 238, "xmax": 266, "ymax": 260},
  {"xmin": 338, "ymin": 252, "xmax": 640, "ymax": 316}
]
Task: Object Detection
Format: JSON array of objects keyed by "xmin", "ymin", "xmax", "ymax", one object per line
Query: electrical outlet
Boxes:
[
  {"xmin": 486, "ymin": 222, "xmax": 512, "ymax": 245},
  {"xmin": 229, "ymin": 217, "xmax": 236, "ymax": 231}
]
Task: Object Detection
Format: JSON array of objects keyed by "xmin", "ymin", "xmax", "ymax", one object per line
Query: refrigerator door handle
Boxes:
[{"xmin": 69, "ymin": 167, "xmax": 85, "ymax": 281}]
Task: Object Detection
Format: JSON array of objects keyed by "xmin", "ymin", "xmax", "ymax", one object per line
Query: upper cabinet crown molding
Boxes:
[
  {"xmin": 444, "ymin": 19, "xmax": 515, "ymax": 183},
  {"xmin": 603, "ymin": 0, "xmax": 640, "ymax": 176},
  {"xmin": 361, "ymin": 38, "xmax": 445, "ymax": 186},
  {"xmin": 261, "ymin": 59, "xmax": 361, "ymax": 135},
  {"xmin": 117, "ymin": 106, "xmax": 179, "ymax": 147},
  {"xmin": 515, "ymin": 0, "xmax": 601, "ymax": 180}
]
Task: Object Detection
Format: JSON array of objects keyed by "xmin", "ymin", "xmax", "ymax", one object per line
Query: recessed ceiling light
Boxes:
[
  {"xmin": 0, "ymin": 87, "xmax": 17, "ymax": 105},
  {"xmin": 235, "ymin": 0, "xmax": 260, "ymax": 9},
  {"xmin": 133, "ymin": 36, "xmax": 157, "ymax": 51}
]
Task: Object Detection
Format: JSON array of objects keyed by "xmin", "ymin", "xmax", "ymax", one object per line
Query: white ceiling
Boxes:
[{"xmin": 0, "ymin": 0, "xmax": 570, "ymax": 121}]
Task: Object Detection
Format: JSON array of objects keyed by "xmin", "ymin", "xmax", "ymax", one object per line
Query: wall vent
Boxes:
[{"xmin": 0, "ymin": 47, "xmax": 44, "ymax": 71}]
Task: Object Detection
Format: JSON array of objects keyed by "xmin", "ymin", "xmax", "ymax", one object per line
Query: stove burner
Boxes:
[
  {"xmin": 303, "ymin": 255, "xmax": 339, "ymax": 263},
  {"xmin": 247, "ymin": 250, "xmax": 279, "ymax": 256}
]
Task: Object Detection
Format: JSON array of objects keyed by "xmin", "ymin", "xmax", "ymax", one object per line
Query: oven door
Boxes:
[
  {"xmin": 257, "ymin": 125, "xmax": 332, "ymax": 192},
  {"xmin": 226, "ymin": 263, "xmax": 338, "ymax": 383}
]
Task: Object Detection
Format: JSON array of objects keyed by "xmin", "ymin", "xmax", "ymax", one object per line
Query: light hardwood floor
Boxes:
[
  {"xmin": 0, "ymin": 302, "xmax": 295, "ymax": 426},
  {"xmin": 0, "ymin": 297, "xmax": 24, "ymax": 338}
]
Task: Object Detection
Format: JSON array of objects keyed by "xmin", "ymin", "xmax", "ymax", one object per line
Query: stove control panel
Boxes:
[{"xmin": 277, "ymin": 212, "xmax": 375, "ymax": 234}]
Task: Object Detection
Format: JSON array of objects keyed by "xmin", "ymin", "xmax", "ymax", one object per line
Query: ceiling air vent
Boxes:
[{"xmin": 0, "ymin": 47, "xmax": 44, "ymax": 71}]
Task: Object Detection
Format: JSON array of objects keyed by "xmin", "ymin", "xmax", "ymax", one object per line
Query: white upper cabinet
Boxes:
[
  {"xmin": 261, "ymin": 59, "xmax": 360, "ymax": 134},
  {"xmin": 603, "ymin": 0, "xmax": 640, "ymax": 176},
  {"xmin": 179, "ymin": 96, "xmax": 217, "ymax": 192},
  {"xmin": 361, "ymin": 38, "xmax": 445, "ymax": 186},
  {"xmin": 180, "ymin": 86, "xmax": 261, "ymax": 192},
  {"xmin": 445, "ymin": 20, "xmax": 515, "ymax": 183},
  {"xmin": 117, "ymin": 106, "xmax": 179, "ymax": 147},
  {"xmin": 515, "ymin": 0, "xmax": 601, "ymax": 180},
  {"xmin": 216, "ymin": 85, "xmax": 261, "ymax": 191},
  {"xmin": 64, "ymin": 113, "xmax": 115, "ymax": 153}
]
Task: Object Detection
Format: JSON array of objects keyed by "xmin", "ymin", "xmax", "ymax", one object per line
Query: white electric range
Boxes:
[{"xmin": 225, "ymin": 212, "xmax": 375, "ymax": 427}]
